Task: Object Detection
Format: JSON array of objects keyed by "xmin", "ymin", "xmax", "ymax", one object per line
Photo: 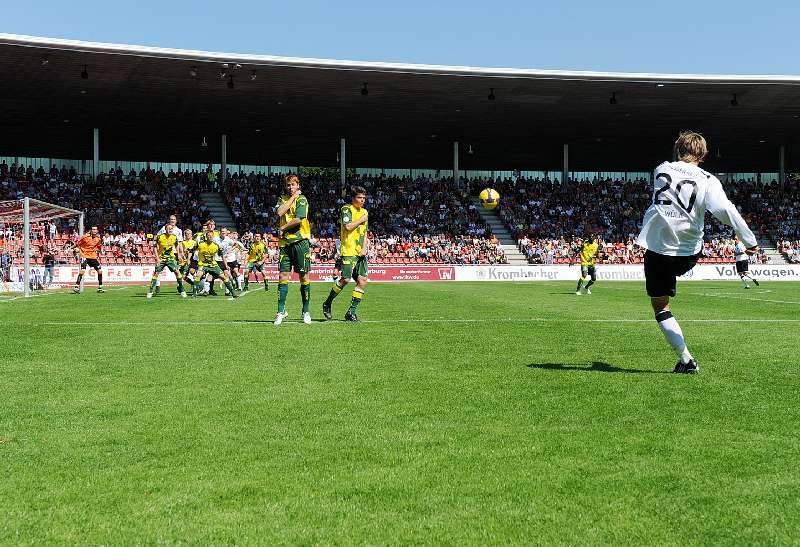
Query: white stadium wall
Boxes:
[{"xmin": 6, "ymin": 263, "xmax": 800, "ymax": 291}]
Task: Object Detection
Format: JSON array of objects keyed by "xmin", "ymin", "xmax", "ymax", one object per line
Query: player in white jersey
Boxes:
[
  {"xmin": 734, "ymin": 236, "xmax": 760, "ymax": 289},
  {"xmin": 218, "ymin": 227, "xmax": 245, "ymax": 293},
  {"xmin": 636, "ymin": 131, "xmax": 758, "ymax": 374},
  {"xmin": 153, "ymin": 214, "xmax": 184, "ymax": 294}
]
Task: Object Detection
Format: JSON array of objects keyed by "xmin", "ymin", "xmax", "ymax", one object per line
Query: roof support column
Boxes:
[
  {"xmin": 562, "ymin": 143, "xmax": 569, "ymax": 185},
  {"xmin": 340, "ymin": 138, "xmax": 346, "ymax": 188},
  {"xmin": 779, "ymin": 144, "xmax": 786, "ymax": 188},
  {"xmin": 93, "ymin": 128, "xmax": 99, "ymax": 182},
  {"xmin": 453, "ymin": 141, "xmax": 459, "ymax": 189},
  {"xmin": 221, "ymin": 134, "xmax": 227, "ymax": 185}
]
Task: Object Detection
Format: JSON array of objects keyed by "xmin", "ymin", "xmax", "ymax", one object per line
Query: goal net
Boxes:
[{"xmin": 0, "ymin": 197, "xmax": 84, "ymax": 297}]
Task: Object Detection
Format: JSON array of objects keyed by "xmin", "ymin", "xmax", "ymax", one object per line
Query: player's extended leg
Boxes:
[
  {"xmin": 584, "ymin": 267, "xmax": 596, "ymax": 294},
  {"xmin": 299, "ymin": 272, "xmax": 311, "ymax": 324},
  {"xmin": 220, "ymin": 272, "xmax": 238, "ymax": 298},
  {"xmin": 95, "ymin": 266, "xmax": 104, "ymax": 292},
  {"xmin": 651, "ymin": 296, "xmax": 697, "ymax": 374},
  {"xmin": 243, "ymin": 266, "xmax": 251, "ymax": 291},
  {"xmin": 739, "ymin": 273, "xmax": 751, "ymax": 289},
  {"xmin": 345, "ymin": 276, "xmax": 367, "ymax": 322},
  {"xmin": 193, "ymin": 271, "xmax": 206, "ymax": 296},
  {"xmin": 575, "ymin": 267, "xmax": 586, "ymax": 295},
  {"xmin": 148, "ymin": 263, "xmax": 165, "ymax": 298},
  {"xmin": 169, "ymin": 264, "xmax": 187, "ymax": 297},
  {"xmin": 73, "ymin": 264, "xmax": 87, "ymax": 293},
  {"xmin": 260, "ymin": 266, "xmax": 269, "ymax": 291},
  {"xmin": 275, "ymin": 271, "xmax": 290, "ymax": 324},
  {"xmin": 323, "ymin": 277, "xmax": 348, "ymax": 320}
]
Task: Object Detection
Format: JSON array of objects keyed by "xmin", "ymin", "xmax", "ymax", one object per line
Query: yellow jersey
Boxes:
[
  {"xmin": 276, "ymin": 194, "xmax": 310, "ymax": 247},
  {"xmin": 248, "ymin": 241, "xmax": 267, "ymax": 263},
  {"xmin": 197, "ymin": 241, "xmax": 221, "ymax": 268},
  {"xmin": 579, "ymin": 242, "xmax": 600, "ymax": 266},
  {"xmin": 156, "ymin": 233, "xmax": 178, "ymax": 261},
  {"xmin": 180, "ymin": 239, "xmax": 197, "ymax": 265},
  {"xmin": 339, "ymin": 204, "xmax": 367, "ymax": 257}
]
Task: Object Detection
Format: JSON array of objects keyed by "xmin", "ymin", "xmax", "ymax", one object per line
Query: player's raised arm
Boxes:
[{"xmin": 706, "ymin": 180, "xmax": 758, "ymax": 251}]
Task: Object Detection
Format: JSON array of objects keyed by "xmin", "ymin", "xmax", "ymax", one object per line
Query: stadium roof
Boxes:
[{"xmin": 1, "ymin": 33, "xmax": 798, "ymax": 172}]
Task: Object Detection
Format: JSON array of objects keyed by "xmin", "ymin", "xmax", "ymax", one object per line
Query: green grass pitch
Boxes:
[{"xmin": 2, "ymin": 281, "xmax": 799, "ymax": 544}]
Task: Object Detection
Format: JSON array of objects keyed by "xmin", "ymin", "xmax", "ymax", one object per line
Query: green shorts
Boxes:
[
  {"xmin": 199, "ymin": 265, "xmax": 226, "ymax": 279},
  {"xmin": 279, "ymin": 240, "xmax": 311, "ymax": 274},
  {"xmin": 247, "ymin": 261, "xmax": 264, "ymax": 272},
  {"xmin": 155, "ymin": 258, "xmax": 180, "ymax": 274},
  {"xmin": 341, "ymin": 255, "xmax": 368, "ymax": 281}
]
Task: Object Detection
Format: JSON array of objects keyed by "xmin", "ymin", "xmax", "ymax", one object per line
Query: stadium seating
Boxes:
[{"xmin": 1, "ymin": 161, "xmax": 797, "ymax": 267}]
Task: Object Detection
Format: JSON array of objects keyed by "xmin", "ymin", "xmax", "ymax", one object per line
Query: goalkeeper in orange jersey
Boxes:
[{"xmin": 70, "ymin": 226, "xmax": 105, "ymax": 293}]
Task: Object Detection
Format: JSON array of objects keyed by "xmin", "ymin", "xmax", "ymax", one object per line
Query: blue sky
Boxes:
[{"xmin": 4, "ymin": 0, "xmax": 797, "ymax": 74}]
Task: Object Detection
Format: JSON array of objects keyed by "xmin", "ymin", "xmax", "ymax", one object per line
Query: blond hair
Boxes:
[{"xmin": 674, "ymin": 131, "xmax": 708, "ymax": 164}]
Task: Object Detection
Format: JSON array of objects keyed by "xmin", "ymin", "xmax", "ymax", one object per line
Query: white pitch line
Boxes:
[
  {"xmin": 687, "ymin": 292, "xmax": 800, "ymax": 305},
  {"xmin": 603, "ymin": 285, "xmax": 799, "ymax": 304},
  {"xmin": 3, "ymin": 317, "xmax": 800, "ymax": 328}
]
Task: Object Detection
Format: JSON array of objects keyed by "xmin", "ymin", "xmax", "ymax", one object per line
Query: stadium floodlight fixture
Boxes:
[
  {"xmin": 250, "ymin": 70, "xmax": 257, "ymax": 81},
  {"xmin": 730, "ymin": 93, "xmax": 739, "ymax": 106},
  {"xmin": 189, "ymin": 66, "xmax": 198, "ymax": 77},
  {"xmin": 81, "ymin": 65, "xmax": 88, "ymax": 79},
  {"xmin": 40, "ymin": 56, "xmax": 49, "ymax": 67},
  {"xmin": 201, "ymin": 136, "xmax": 208, "ymax": 147},
  {"xmin": 468, "ymin": 144, "xmax": 474, "ymax": 155},
  {"xmin": 655, "ymin": 83, "xmax": 665, "ymax": 87},
  {"xmin": 610, "ymin": 92, "xmax": 617, "ymax": 105},
  {"xmin": 361, "ymin": 82, "xmax": 369, "ymax": 96},
  {"xmin": 488, "ymin": 88, "xmax": 495, "ymax": 101},
  {"xmin": 227, "ymin": 76, "xmax": 234, "ymax": 89}
]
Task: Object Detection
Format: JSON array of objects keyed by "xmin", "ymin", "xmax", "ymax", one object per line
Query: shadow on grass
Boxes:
[{"xmin": 527, "ymin": 361, "xmax": 670, "ymax": 374}]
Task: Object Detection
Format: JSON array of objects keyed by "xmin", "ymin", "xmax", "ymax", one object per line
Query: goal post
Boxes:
[{"xmin": 0, "ymin": 197, "xmax": 84, "ymax": 297}]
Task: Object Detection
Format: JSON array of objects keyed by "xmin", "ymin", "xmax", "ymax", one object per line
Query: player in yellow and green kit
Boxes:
[
  {"xmin": 179, "ymin": 228, "xmax": 197, "ymax": 284},
  {"xmin": 147, "ymin": 223, "xmax": 187, "ymax": 298},
  {"xmin": 323, "ymin": 186, "xmax": 369, "ymax": 322},
  {"xmin": 193, "ymin": 230, "xmax": 238, "ymax": 298},
  {"xmin": 575, "ymin": 234, "xmax": 600, "ymax": 295},
  {"xmin": 243, "ymin": 232, "xmax": 269, "ymax": 292},
  {"xmin": 274, "ymin": 174, "xmax": 312, "ymax": 325}
]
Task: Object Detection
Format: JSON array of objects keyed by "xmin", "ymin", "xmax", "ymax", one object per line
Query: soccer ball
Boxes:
[{"xmin": 479, "ymin": 188, "xmax": 500, "ymax": 210}]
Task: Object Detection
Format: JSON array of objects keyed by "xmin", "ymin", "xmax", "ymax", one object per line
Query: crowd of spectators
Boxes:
[
  {"xmin": 224, "ymin": 171, "xmax": 506, "ymax": 264},
  {"xmin": 483, "ymin": 174, "xmax": 798, "ymax": 264},
  {"xmin": 778, "ymin": 240, "xmax": 800, "ymax": 263},
  {"xmin": 1, "ymin": 159, "xmax": 798, "ymax": 267},
  {"xmin": 1, "ymin": 160, "xmax": 211, "ymax": 234}
]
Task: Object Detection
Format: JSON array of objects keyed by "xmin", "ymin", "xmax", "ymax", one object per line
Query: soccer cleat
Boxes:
[
  {"xmin": 344, "ymin": 310, "xmax": 359, "ymax": 322},
  {"xmin": 303, "ymin": 312, "xmax": 312, "ymax": 324},
  {"xmin": 274, "ymin": 311, "xmax": 288, "ymax": 325},
  {"xmin": 146, "ymin": 292, "xmax": 153, "ymax": 299},
  {"xmin": 264, "ymin": 283, "xmax": 269, "ymax": 291},
  {"xmin": 673, "ymin": 358, "xmax": 700, "ymax": 374},
  {"xmin": 744, "ymin": 285, "xmax": 750, "ymax": 289},
  {"xmin": 97, "ymin": 287, "xmax": 105, "ymax": 293},
  {"xmin": 180, "ymin": 291, "xmax": 187, "ymax": 298},
  {"xmin": 586, "ymin": 288, "xmax": 592, "ymax": 295},
  {"xmin": 208, "ymin": 289, "xmax": 218, "ymax": 296},
  {"xmin": 575, "ymin": 290, "xmax": 581, "ymax": 296},
  {"xmin": 322, "ymin": 301, "xmax": 333, "ymax": 320},
  {"xmin": 72, "ymin": 287, "xmax": 80, "ymax": 294},
  {"xmin": 752, "ymin": 278, "xmax": 760, "ymax": 286}
]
